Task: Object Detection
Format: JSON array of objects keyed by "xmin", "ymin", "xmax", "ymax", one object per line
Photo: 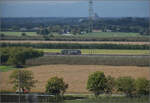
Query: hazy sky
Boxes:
[{"xmin": 0, "ymin": 0, "xmax": 150, "ymax": 17}]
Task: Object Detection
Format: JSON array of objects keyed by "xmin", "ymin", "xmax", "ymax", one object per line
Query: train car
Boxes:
[{"xmin": 61, "ymin": 49, "xmax": 81, "ymax": 55}]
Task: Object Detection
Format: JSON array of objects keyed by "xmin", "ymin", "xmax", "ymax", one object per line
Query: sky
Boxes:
[{"xmin": 0, "ymin": 0, "xmax": 150, "ymax": 17}]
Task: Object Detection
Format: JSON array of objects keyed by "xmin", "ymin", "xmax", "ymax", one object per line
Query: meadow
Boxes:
[{"xmin": 37, "ymin": 49, "xmax": 150, "ymax": 55}]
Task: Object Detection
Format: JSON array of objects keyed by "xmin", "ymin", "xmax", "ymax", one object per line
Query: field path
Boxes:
[{"xmin": 0, "ymin": 65, "xmax": 149, "ymax": 93}]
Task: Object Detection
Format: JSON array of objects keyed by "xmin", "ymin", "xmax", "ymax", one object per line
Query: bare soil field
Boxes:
[
  {"xmin": 0, "ymin": 65, "xmax": 149, "ymax": 93},
  {"xmin": 0, "ymin": 40, "xmax": 149, "ymax": 45}
]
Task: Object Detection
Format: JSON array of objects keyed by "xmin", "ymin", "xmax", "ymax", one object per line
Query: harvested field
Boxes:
[
  {"xmin": 0, "ymin": 40, "xmax": 149, "ymax": 45},
  {"xmin": 0, "ymin": 65, "xmax": 149, "ymax": 93}
]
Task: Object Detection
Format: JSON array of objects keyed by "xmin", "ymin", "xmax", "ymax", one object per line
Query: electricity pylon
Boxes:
[{"xmin": 88, "ymin": 0, "xmax": 94, "ymax": 33}]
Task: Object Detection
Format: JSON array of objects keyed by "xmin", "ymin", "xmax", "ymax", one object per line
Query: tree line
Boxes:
[
  {"xmin": 1, "ymin": 17, "xmax": 149, "ymax": 35},
  {"xmin": 10, "ymin": 70, "xmax": 150, "ymax": 101},
  {"xmin": 0, "ymin": 43, "xmax": 149, "ymax": 50},
  {"xmin": 0, "ymin": 47, "xmax": 43, "ymax": 67},
  {"xmin": 1, "ymin": 34, "xmax": 150, "ymax": 42}
]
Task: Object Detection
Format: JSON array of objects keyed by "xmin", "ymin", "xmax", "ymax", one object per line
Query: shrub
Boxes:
[
  {"xmin": 135, "ymin": 78, "xmax": 150, "ymax": 96},
  {"xmin": 87, "ymin": 71, "xmax": 107, "ymax": 97},
  {"xmin": 116, "ymin": 76, "xmax": 135, "ymax": 97}
]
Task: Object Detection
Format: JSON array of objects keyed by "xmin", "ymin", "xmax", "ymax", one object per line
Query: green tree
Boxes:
[
  {"xmin": 105, "ymin": 75, "xmax": 115, "ymax": 95},
  {"xmin": 116, "ymin": 76, "xmax": 135, "ymax": 97},
  {"xmin": 9, "ymin": 70, "xmax": 37, "ymax": 91},
  {"xmin": 21, "ymin": 32, "xmax": 27, "ymax": 36},
  {"xmin": 135, "ymin": 78, "xmax": 150, "ymax": 95},
  {"xmin": 87, "ymin": 71, "xmax": 107, "ymax": 97},
  {"xmin": 6, "ymin": 47, "xmax": 43, "ymax": 67},
  {"xmin": 45, "ymin": 77, "xmax": 68, "ymax": 96}
]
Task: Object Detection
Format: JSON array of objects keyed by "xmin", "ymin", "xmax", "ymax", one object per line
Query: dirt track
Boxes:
[{"xmin": 0, "ymin": 65, "xmax": 149, "ymax": 93}]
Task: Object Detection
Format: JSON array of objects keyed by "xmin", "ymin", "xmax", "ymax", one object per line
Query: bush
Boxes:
[
  {"xmin": 135, "ymin": 78, "xmax": 150, "ymax": 96},
  {"xmin": 45, "ymin": 76, "xmax": 68, "ymax": 96},
  {"xmin": 116, "ymin": 76, "xmax": 135, "ymax": 97},
  {"xmin": 87, "ymin": 71, "xmax": 107, "ymax": 97}
]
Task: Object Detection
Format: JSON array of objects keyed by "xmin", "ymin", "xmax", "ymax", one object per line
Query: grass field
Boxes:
[
  {"xmin": 0, "ymin": 31, "xmax": 142, "ymax": 37},
  {"xmin": 0, "ymin": 40, "xmax": 149, "ymax": 45},
  {"xmin": 0, "ymin": 66, "xmax": 16, "ymax": 72},
  {"xmin": 26, "ymin": 55, "xmax": 150, "ymax": 66},
  {"xmin": 0, "ymin": 32, "xmax": 38, "ymax": 36},
  {"xmin": 0, "ymin": 65, "xmax": 149, "ymax": 93},
  {"xmin": 37, "ymin": 49, "xmax": 150, "ymax": 55},
  {"xmin": 77, "ymin": 32, "xmax": 142, "ymax": 38}
]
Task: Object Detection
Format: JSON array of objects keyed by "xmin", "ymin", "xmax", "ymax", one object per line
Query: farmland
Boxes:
[
  {"xmin": 0, "ymin": 31, "xmax": 141, "ymax": 37},
  {"xmin": 1, "ymin": 31, "xmax": 150, "ymax": 41},
  {"xmin": 26, "ymin": 55, "xmax": 150, "ymax": 66},
  {"xmin": 0, "ymin": 65, "xmax": 149, "ymax": 93},
  {"xmin": 0, "ymin": 40, "xmax": 150, "ymax": 45},
  {"xmin": 37, "ymin": 49, "xmax": 150, "ymax": 55}
]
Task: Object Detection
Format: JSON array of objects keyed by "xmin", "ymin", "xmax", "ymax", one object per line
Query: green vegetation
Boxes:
[
  {"xmin": 26, "ymin": 55, "xmax": 150, "ymax": 66},
  {"xmin": 37, "ymin": 49, "xmax": 150, "ymax": 55},
  {"xmin": 9, "ymin": 70, "xmax": 37, "ymax": 91},
  {"xmin": 77, "ymin": 32, "xmax": 141, "ymax": 38},
  {"xmin": 116, "ymin": 76, "xmax": 135, "ymax": 97},
  {"xmin": 135, "ymin": 78, "xmax": 150, "ymax": 95},
  {"xmin": 1, "ymin": 43, "xmax": 149, "ymax": 50},
  {"xmin": 63, "ymin": 96, "xmax": 148, "ymax": 103},
  {"xmin": 87, "ymin": 71, "xmax": 107, "ymax": 97},
  {"xmin": 0, "ymin": 31, "xmax": 141, "ymax": 37},
  {"xmin": 0, "ymin": 66, "xmax": 17, "ymax": 72},
  {"xmin": 0, "ymin": 32, "xmax": 38, "ymax": 36},
  {"xmin": 45, "ymin": 77, "xmax": 68, "ymax": 96},
  {"xmin": 0, "ymin": 47, "xmax": 43, "ymax": 67}
]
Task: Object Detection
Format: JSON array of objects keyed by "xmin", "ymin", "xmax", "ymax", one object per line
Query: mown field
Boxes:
[
  {"xmin": 0, "ymin": 65, "xmax": 149, "ymax": 93},
  {"xmin": 37, "ymin": 49, "xmax": 150, "ymax": 55}
]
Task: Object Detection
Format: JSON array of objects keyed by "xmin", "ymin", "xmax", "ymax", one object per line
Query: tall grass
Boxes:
[{"xmin": 26, "ymin": 56, "xmax": 150, "ymax": 66}]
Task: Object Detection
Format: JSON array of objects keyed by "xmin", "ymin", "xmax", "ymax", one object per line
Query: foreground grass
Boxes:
[
  {"xmin": 64, "ymin": 96, "xmax": 148, "ymax": 103},
  {"xmin": 37, "ymin": 49, "xmax": 150, "ymax": 55},
  {"xmin": 0, "ymin": 66, "xmax": 17, "ymax": 72}
]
